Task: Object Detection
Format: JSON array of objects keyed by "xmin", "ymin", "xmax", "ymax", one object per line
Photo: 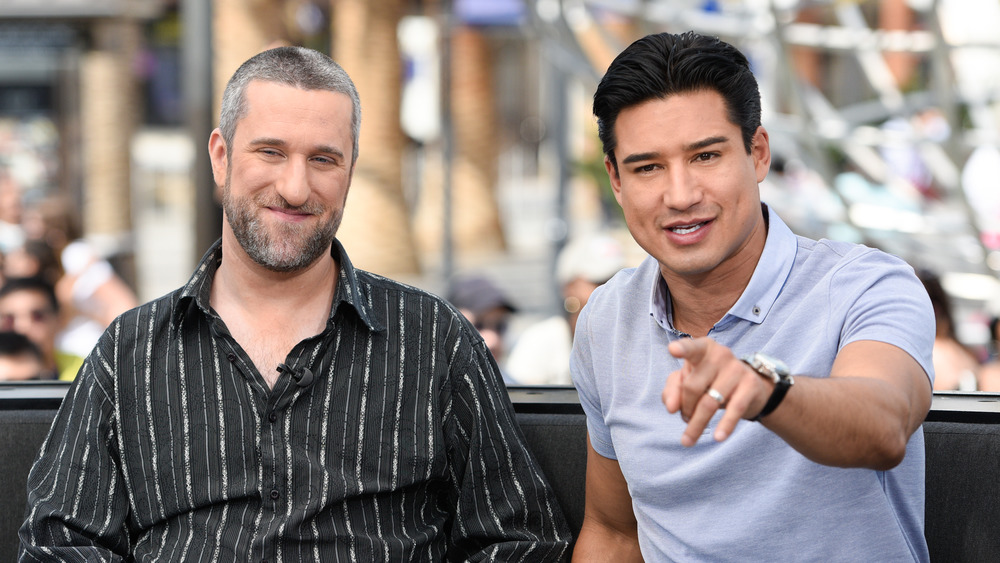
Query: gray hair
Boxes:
[{"xmin": 218, "ymin": 46, "xmax": 361, "ymax": 164}]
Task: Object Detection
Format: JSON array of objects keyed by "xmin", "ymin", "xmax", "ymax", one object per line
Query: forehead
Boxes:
[
  {"xmin": 0, "ymin": 289, "xmax": 49, "ymax": 309},
  {"xmin": 614, "ymin": 90, "xmax": 737, "ymax": 150},
  {"xmin": 237, "ymin": 80, "xmax": 354, "ymax": 143}
]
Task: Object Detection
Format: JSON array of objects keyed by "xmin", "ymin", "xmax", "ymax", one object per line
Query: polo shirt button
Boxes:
[
  {"xmin": 270, "ymin": 489, "xmax": 280, "ymax": 500},
  {"xmin": 268, "ymin": 411, "xmax": 278, "ymax": 423}
]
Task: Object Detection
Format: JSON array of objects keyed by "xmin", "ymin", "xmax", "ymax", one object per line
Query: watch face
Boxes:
[{"xmin": 755, "ymin": 353, "xmax": 789, "ymax": 376}]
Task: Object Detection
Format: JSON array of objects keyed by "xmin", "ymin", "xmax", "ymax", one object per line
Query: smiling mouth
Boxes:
[{"xmin": 669, "ymin": 222, "xmax": 708, "ymax": 235}]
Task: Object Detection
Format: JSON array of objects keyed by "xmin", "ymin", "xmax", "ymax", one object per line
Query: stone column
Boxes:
[{"xmin": 79, "ymin": 19, "xmax": 141, "ymax": 284}]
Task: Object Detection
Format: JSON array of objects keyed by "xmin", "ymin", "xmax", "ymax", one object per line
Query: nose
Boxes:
[
  {"xmin": 275, "ymin": 158, "xmax": 310, "ymax": 207},
  {"xmin": 663, "ymin": 166, "xmax": 703, "ymax": 211}
]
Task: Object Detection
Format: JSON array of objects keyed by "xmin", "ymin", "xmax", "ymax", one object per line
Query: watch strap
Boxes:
[{"xmin": 752, "ymin": 373, "xmax": 793, "ymax": 421}]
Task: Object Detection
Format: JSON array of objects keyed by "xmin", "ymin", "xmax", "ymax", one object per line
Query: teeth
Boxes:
[{"xmin": 670, "ymin": 223, "xmax": 703, "ymax": 235}]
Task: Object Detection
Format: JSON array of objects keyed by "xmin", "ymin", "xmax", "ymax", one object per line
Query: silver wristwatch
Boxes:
[{"xmin": 741, "ymin": 352, "xmax": 794, "ymax": 421}]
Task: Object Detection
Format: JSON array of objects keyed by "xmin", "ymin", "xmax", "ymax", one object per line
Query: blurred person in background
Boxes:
[
  {"xmin": 506, "ymin": 233, "xmax": 626, "ymax": 385},
  {"xmin": 3, "ymin": 238, "xmax": 63, "ymax": 287},
  {"xmin": 55, "ymin": 239, "xmax": 139, "ymax": 357},
  {"xmin": 19, "ymin": 195, "xmax": 138, "ymax": 358},
  {"xmin": 0, "ymin": 277, "xmax": 83, "ymax": 381},
  {"xmin": 917, "ymin": 269, "xmax": 980, "ymax": 391},
  {"xmin": 0, "ymin": 331, "xmax": 49, "ymax": 381},
  {"xmin": 446, "ymin": 274, "xmax": 518, "ymax": 376},
  {"xmin": 977, "ymin": 316, "xmax": 1000, "ymax": 392},
  {"xmin": 0, "ymin": 167, "xmax": 26, "ymax": 255}
]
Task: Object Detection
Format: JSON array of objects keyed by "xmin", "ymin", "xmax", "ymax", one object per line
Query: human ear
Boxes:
[{"xmin": 208, "ymin": 129, "xmax": 228, "ymax": 190}]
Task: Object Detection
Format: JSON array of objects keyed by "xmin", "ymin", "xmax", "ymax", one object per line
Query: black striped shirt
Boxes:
[{"xmin": 20, "ymin": 240, "xmax": 570, "ymax": 562}]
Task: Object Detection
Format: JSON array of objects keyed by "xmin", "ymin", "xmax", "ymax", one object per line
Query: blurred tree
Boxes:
[
  {"xmin": 332, "ymin": 0, "xmax": 421, "ymax": 275},
  {"xmin": 446, "ymin": 24, "xmax": 505, "ymax": 255}
]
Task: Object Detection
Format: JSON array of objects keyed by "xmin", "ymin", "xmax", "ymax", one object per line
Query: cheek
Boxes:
[
  {"xmin": 617, "ymin": 186, "xmax": 657, "ymax": 222},
  {"xmin": 230, "ymin": 164, "xmax": 274, "ymax": 193}
]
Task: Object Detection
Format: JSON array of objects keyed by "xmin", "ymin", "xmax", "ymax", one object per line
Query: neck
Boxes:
[
  {"xmin": 666, "ymin": 276, "xmax": 742, "ymax": 338},
  {"xmin": 211, "ymin": 235, "xmax": 339, "ymax": 333},
  {"xmin": 664, "ymin": 217, "xmax": 768, "ymax": 338}
]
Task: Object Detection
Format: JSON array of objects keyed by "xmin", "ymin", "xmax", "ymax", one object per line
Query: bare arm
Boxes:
[
  {"xmin": 663, "ymin": 338, "xmax": 931, "ymax": 470},
  {"xmin": 572, "ymin": 435, "xmax": 644, "ymax": 562}
]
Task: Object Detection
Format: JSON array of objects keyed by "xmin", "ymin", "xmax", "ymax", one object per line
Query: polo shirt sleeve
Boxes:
[
  {"xmin": 832, "ymin": 247, "xmax": 936, "ymax": 385},
  {"xmin": 570, "ymin": 288, "xmax": 617, "ymax": 460},
  {"xmin": 20, "ymin": 330, "xmax": 132, "ymax": 560},
  {"xmin": 441, "ymin": 318, "xmax": 571, "ymax": 561}
]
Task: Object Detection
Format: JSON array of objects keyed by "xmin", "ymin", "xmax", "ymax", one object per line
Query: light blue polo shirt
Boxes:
[{"xmin": 572, "ymin": 206, "xmax": 934, "ymax": 562}]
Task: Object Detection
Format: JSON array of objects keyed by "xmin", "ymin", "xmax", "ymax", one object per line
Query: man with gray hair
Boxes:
[{"xmin": 20, "ymin": 46, "xmax": 569, "ymax": 561}]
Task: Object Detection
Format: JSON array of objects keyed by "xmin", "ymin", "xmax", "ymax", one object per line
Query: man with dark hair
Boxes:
[
  {"xmin": 0, "ymin": 331, "xmax": 48, "ymax": 381},
  {"xmin": 0, "ymin": 277, "xmax": 83, "ymax": 381},
  {"xmin": 572, "ymin": 31, "xmax": 934, "ymax": 561},
  {"xmin": 21, "ymin": 46, "xmax": 569, "ymax": 561}
]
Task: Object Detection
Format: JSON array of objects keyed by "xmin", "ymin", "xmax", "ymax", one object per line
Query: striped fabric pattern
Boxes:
[{"xmin": 20, "ymin": 240, "xmax": 570, "ymax": 562}]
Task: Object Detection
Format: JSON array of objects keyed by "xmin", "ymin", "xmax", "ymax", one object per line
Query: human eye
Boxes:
[
  {"xmin": 631, "ymin": 163, "xmax": 659, "ymax": 174},
  {"xmin": 258, "ymin": 147, "xmax": 283, "ymax": 158},
  {"xmin": 693, "ymin": 152, "xmax": 719, "ymax": 162},
  {"xmin": 312, "ymin": 154, "xmax": 339, "ymax": 166}
]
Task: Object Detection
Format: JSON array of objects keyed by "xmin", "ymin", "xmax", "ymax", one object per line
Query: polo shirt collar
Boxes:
[
  {"xmin": 649, "ymin": 204, "xmax": 797, "ymax": 329},
  {"xmin": 728, "ymin": 204, "xmax": 796, "ymax": 324}
]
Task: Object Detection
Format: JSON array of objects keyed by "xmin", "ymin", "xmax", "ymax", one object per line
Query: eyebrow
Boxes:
[
  {"xmin": 621, "ymin": 152, "xmax": 660, "ymax": 165},
  {"xmin": 684, "ymin": 135, "xmax": 728, "ymax": 152}
]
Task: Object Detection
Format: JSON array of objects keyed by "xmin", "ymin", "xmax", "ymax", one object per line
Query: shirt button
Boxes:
[
  {"xmin": 268, "ymin": 411, "xmax": 278, "ymax": 423},
  {"xmin": 227, "ymin": 353, "xmax": 236, "ymax": 362},
  {"xmin": 270, "ymin": 489, "xmax": 280, "ymax": 500},
  {"xmin": 752, "ymin": 306, "xmax": 761, "ymax": 316}
]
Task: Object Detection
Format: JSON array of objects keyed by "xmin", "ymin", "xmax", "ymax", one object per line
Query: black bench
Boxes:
[{"xmin": 2, "ymin": 385, "xmax": 998, "ymax": 562}]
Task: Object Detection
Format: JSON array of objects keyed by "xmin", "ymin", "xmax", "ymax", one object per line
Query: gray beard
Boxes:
[{"xmin": 222, "ymin": 183, "xmax": 341, "ymax": 273}]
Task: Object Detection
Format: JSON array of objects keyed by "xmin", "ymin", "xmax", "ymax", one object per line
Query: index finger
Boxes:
[{"xmin": 668, "ymin": 337, "xmax": 708, "ymax": 363}]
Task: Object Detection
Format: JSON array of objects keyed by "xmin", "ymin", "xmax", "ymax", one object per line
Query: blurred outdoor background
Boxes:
[{"xmin": 2, "ymin": 0, "xmax": 1000, "ymax": 385}]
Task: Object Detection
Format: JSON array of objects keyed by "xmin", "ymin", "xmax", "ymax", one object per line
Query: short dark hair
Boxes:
[
  {"xmin": 0, "ymin": 330, "xmax": 42, "ymax": 360},
  {"xmin": 593, "ymin": 31, "xmax": 762, "ymax": 172},
  {"xmin": 0, "ymin": 277, "xmax": 59, "ymax": 314}
]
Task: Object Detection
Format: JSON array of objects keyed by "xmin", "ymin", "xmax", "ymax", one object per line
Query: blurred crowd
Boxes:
[
  {"xmin": 447, "ymin": 233, "xmax": 627, "ymax": 387},
  {"xmin": 0, "ymin": 168, "xmax": 137, "ymax": 382},
  {"xmin": 447, "ymin": 238, "xmax": 1000, "ymax": 393}
]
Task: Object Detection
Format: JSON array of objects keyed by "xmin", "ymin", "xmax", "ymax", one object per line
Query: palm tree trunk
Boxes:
[{"xmin": 332, "ymin": 0, "xmax": 421, "ymax": 275}]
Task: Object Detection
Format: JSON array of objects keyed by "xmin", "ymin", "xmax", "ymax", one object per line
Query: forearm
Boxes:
[
  {"xmin": 760, "ymin": 374, "xmax": 928, "ymax": 469},
  {"xmin": 572, "ymin": 520, "xmax": 643, "ymax": 562}
]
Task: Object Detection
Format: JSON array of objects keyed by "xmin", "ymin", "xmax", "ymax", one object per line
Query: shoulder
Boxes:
[
  {"xmin": 351, "ymin": 270, "xmax": 479, "ymax": 357},
  {"xmin": 585, "ymin": 255, "xmax": 657, "ymax": 313},
  {"xmin": 797, "ymin": 236, "xmax": 909, "ymax": 268},
  {"xmin": 96, "ymin": 288, "xmax": 190, "ymax": 353},
  {"xmin": 355, "ymin": 269, "xmax": 466, "ymax": 321},
  {"xmin": 792, "ymin": 237, "xmax": 919, "ymax": 292}
]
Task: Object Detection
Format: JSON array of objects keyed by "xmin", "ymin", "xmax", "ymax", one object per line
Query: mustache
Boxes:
[{"xmin": 257, "ymin": 195, "xmax": 325, "ymax": 216}]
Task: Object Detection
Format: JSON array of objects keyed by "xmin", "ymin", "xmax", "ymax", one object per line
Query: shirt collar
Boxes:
[
  {"xmin": 649, "ymin": 204, "xmax": 797, "ymax": 329},
  {"xmin": 175, "ymin": 238, "xmax": 382, "ymax": 332},
  {"xmin": 728, "ymin": 204, "xmax": 797, "ymax": 324}
]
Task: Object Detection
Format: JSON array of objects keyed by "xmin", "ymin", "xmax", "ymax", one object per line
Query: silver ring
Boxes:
[{"xmin": 707, "ymin": 388, "xmax": 726, "ymax": 405}]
